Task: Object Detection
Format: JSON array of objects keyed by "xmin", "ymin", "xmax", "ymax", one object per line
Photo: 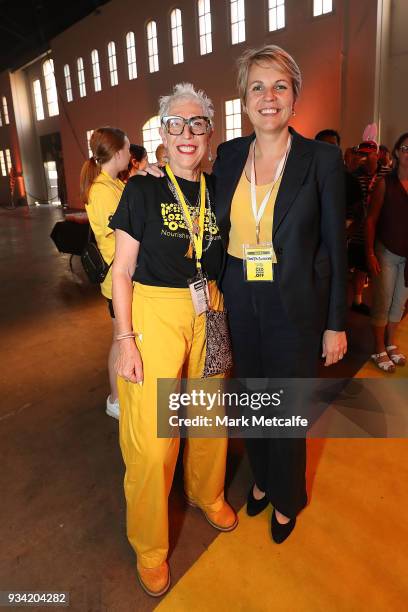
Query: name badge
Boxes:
[
  {"xmin": 188, "ymin": 274, "xmax": 210, "ymax": 315},
  {"xmin": 243, "ymin": 243, "xmax": 277, "ymax": 282}
]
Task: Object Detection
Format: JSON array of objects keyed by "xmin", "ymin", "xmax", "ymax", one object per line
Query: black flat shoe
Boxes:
[
  {"xmin": 246, "ymin": 485, "xmax": 269, "ymax": 516},
  {"xmin": 271, "ymin": 509, "xmax": 296, "ymax": 543}
]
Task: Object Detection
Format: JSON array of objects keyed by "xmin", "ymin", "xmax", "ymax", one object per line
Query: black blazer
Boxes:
[{"xmin": 212, "ymin": 127, "xmax": 347, "ymax": 333}]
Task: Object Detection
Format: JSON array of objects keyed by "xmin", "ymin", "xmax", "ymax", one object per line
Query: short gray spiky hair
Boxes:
[{"xmin": 159, "ymin": 82, "xmax": 214, "ymax": 123}]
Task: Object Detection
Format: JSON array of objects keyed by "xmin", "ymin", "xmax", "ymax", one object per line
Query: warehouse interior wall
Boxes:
[{"xmin": 4, "ymin": 0, "xmax": 407, "ymax": 209}]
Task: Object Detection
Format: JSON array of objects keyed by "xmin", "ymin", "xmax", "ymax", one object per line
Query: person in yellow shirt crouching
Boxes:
[{"xmin": 80, "ymin": 127, "xmax": 130, "ymax": 419}]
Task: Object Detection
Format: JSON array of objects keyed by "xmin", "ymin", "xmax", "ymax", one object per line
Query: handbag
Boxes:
[
  {"xmin": 166, "ymin": 171, "xmax": 233, "ymax": 377},
  {"xmin": 201, "ymin": 273, "xmax": 233, "ymax": 378},
  {"xmin": 81, "ymin": 227, "xmax": 112, "ymax": 284},
  {"xmin": 202, "ymin": 306, "xmax": 233, "ymax": 378}
]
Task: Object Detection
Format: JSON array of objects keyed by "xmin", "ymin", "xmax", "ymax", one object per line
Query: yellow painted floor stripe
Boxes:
[{"xmin": 157, "ymin": 320, "xmax": 408, "ymax": 612}]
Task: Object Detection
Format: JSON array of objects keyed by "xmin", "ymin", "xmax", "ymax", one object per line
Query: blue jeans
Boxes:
[{"xmin": 371, "ymin": 241, "xmax": 408, "ymax": 326}]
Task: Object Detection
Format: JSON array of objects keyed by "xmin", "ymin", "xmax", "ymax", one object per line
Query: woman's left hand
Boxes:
[{"xmin": 322, "ymin": 330, "xmax": 347, "ymax": 366}]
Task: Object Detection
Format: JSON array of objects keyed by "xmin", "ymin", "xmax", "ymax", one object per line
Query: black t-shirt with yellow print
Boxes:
[{"xmin": 109, "ymin": 171, "xmax": 223, "ymax": 287}]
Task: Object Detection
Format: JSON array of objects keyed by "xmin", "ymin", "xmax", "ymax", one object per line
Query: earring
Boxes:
[
  {"xmin": 208, "ymin": 146, "xmax": 213, "ymax": 162},
  {"xmin": 292, "ymin": 109, "xmax": 296, "ymax": 117}
]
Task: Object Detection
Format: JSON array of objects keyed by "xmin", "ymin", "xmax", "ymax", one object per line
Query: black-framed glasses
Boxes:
[
  {"xmin": 399, "ymin": 145, "xmax": 408, "ymax": 153},
  {"xmin": 161, "ymin": 115, "xmax": 212, "ymax": 136}
]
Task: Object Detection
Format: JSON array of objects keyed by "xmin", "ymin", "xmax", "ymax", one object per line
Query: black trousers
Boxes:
[{"xmin": 222, "ymin": 255, "xmax": 321, "ymax": 518}]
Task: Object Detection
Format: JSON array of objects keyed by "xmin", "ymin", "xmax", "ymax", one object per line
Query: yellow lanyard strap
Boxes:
[{"xmin": 166, "ymin": 164, "xmax": 206, "ymax": 268}]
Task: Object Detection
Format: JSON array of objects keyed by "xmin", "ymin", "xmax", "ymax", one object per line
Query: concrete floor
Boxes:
[
  {"xmin": 0, "ymin": 206, "xmax": 405, "ymax": 611},
  {"xmin": 0, "ymin": 206, "xmax": 250, "ymax": 611}
]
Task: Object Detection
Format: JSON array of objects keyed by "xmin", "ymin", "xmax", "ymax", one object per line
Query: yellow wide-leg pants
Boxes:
[{"xmin": 118, "ymin": 282, "xmax": 228, "ymax": 569}]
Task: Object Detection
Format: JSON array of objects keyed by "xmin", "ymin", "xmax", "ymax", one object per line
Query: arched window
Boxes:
[
  {"xmin": 198, "ymin": 0, "xmax": 212, "ymax": 55},
  {"xmin": 108, "ymin": 41, "xmax": 118, "ymax": 86},
  {"xmin": 170, "ymin": 9, "xmax": 184, "ymax": 64},
  {"xmin": 146, "ymin": 21, "xmax": 159, "ymax": 73},
  {"xmin": 91, "ymin": 50, "xmax": 102, "ymax": 91},
  {"xmin": 63, "ymin": 65, "xmax": 73, "ymax": 102},
  {"xmin": 142, "ymin": 116, "xmax": 162, "ymax": 162},
  {"xmin": 230, "ymin": 0, "xmax": 245, "ymax": 44},
  {"xmin": 43, "ymin": 59, "xmax": 59, "ymax": 116},
  {"xmin": 77, "ymin": 58, "xmax": 86, "ymax": 98},
  {"xmin": 126, "ymin": 32, "xmax": 138, "ymax": 80}
]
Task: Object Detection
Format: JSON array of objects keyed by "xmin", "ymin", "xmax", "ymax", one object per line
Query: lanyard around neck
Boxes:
[
  {"xmin": 166, "ymin": 164, "xmax": 206, "ymax": 268},
  {"xmin": 250, "ymin": 135, "xmax": 292, "ymax": 243}
]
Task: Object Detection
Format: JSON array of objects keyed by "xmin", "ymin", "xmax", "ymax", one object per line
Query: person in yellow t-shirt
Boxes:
[{"xmin": 80, "ymin": 127, "xmax": 130, "ymax": 420}]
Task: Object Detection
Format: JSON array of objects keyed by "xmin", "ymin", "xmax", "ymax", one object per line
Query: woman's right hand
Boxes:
[
  {"xmin": 115, "ymin": 338, "xmax": 144, "ymax": 384},
  {"xmin": 137, "ymin": 163, "xmax": 164, "ymax": 178},
  {"xmin": 368, "ymin": 254, "xmax": 381, "ymax": 276}
]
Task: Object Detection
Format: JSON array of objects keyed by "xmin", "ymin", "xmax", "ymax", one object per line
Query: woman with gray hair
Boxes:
[
  {"xmin": 109, "ymin": 82, "xmax": 237, "ymax": 597},
  {"xmin": 213, "ymin": 45, "xmax": 347, "ymax": 542}
]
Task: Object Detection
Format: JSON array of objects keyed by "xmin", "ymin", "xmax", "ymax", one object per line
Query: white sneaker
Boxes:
[{"xmin": 106, "ymin": 396, "xmax": 120, "ymax": 420}]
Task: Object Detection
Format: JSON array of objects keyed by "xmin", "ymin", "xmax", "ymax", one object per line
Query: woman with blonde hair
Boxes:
[
  {"xmin": 80, "ymin": 127, "xmax": 130, "ymax": 419},
  {"xmin": 213, "ymin": 45, "xmax": 347, "ymax": 542}
]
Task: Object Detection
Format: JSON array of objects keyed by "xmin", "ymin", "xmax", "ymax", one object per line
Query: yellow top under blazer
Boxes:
[{"xmin": 228, "ymin": 171, "xmax": 282, "ymax": 259}]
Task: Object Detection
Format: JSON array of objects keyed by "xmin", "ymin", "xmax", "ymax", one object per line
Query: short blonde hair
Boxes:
[{"xmin": 237, "ymin": 45, "xmax": 302, "ymax": 107}]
